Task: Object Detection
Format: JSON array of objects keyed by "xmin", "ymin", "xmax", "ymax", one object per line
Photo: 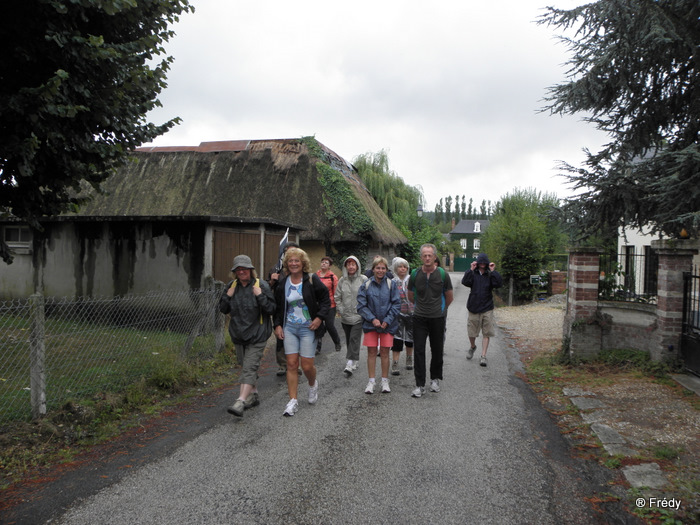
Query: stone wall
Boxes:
[
  {"xmin": 547, "ymin": 271, "xmax": 567, "ymax": 295},
  {"xmin": 564, "ymin": 241, "xmax": 697, "ymax": 362}
]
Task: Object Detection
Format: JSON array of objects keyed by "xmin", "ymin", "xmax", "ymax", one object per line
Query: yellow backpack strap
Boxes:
[{"xmin": 255, "ymin": 278, "xmax": 263, "ymax": 324}]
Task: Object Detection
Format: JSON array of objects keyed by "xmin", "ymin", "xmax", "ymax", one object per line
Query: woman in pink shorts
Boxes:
[{"xmin": 356, "ymin": 256, "xmax": 401, "ymax": 394}]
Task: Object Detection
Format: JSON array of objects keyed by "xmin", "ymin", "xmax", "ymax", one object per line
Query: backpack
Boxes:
[
  {"xmin": 410, "ymin": 267, "xmax": 447, "ymax": 294},
  {"xmin": 228, "ymin": 278, "xmax": 263, "ymax": 324}
]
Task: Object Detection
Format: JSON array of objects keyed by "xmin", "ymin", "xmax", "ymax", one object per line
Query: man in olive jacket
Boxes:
[{"xmin": 219, "ymin": 255, "xmax": 276, "ymax": 417}]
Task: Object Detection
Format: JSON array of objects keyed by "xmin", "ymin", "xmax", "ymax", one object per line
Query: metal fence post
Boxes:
[
  {"xmin": 212, "ymin": 281, "xmax": 226, "ymax": 353},
  {"xmin": 29, "ymin": 293, "xmax": 46, "ymax": 420},
  {"xmin": 508, "ymin": 277, "xmax": 513, "ymax": 307}
]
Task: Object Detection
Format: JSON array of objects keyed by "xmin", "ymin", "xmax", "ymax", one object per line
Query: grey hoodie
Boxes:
[{"xmin": 334, "ymin": 255, "xmax": 368, "ymax": 325}]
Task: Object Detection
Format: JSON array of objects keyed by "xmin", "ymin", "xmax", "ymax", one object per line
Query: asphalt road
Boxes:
[{"xmin": 8, "ymin": 273, "xmax": 635, "ymax": 525}]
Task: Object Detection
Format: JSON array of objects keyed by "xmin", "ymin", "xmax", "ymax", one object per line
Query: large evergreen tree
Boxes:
[
  {"xmin": 0, "ymin": 0, "xmax": 193, "ymax": 263},
  {"xmin": 539, "ymin": 0, "xmax": 700, "ymax": 239}
]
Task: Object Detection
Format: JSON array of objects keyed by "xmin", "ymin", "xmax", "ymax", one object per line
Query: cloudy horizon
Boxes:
[{"xmin": 144, "ymin": 0, "xmax": 607, "ymax": 211}]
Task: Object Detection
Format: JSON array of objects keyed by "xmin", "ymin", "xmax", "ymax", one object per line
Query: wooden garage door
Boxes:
[{"xmin": 213, "ymin": 230, "xmax": 260, "ymax": 283}]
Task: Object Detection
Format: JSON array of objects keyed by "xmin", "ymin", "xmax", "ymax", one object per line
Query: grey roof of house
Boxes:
[{"xmin": 450, "ymin": 219, "xmax": 490, "ymax": 234}]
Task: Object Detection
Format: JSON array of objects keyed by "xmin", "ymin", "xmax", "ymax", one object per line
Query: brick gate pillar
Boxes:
[
  {"xmin": 563, "ymin": 247, "xmax": 604, "ymax": 359},
  {"xmin": 652, "ymin": 240, "xmax": 698, "ymax": 361}
]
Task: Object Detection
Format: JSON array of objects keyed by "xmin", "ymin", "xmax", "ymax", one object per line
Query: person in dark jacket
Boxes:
[
  {"xmin": 219, "ymin": 255, "xmax": 276, "ymax": 417},
  {"xmin": 273, "ymin": 247, "xmax": 330, "ymax": 417},
  {"xmin": 461, "ymin": 253, "xmax": 503, "ymax": 367}
]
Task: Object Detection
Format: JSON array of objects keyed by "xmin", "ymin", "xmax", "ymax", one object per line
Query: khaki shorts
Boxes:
[{"xmin": 468, "ymin": 310, "xmax": 496, "ymax": 338}]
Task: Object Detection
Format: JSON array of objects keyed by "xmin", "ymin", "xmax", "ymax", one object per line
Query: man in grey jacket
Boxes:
[{"xmin": 334, "ymin": 255, "xmax": 368, "ymax": 377}]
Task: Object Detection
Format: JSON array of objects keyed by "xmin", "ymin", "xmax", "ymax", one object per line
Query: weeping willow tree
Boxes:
[{"xmin": 353, "ymin": 150, "xmax": 423, "ymax": 220}]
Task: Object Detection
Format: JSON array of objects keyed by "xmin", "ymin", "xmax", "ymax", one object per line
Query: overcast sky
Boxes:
[{"xmin": 144, "ymin": 0, "xmax": 607, "ymax": 212}]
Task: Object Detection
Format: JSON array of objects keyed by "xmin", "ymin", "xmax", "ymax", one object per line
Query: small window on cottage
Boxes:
[
  {"xmin": 460, "ymin": 238, "xmax": 467, "ymax": 250},
  {"xmin": 474, "ymin": 221, "xmax": 481, "ymax": 233},
  {"xmin": 473, "ymin": 239, "xmax": 480, "ymax": 250},
  {"xmin": 4, "ymin": 226, "xmax": 32, "ymax": 245}
]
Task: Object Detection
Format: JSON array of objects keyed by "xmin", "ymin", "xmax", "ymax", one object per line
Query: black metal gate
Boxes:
[{"xmin": 681, "ymin": 269, "xmax": 700, "ymax": 376}]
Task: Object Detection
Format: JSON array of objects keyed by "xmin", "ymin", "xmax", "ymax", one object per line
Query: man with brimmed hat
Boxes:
[{"xmin": 219, "ymin": 254, "xmax": 276, "ymax": 417}]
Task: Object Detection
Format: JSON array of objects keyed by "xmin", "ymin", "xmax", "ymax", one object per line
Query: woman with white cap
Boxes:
[{"xmin": 219, "ymin": 255, "xmax": 276, "ymax": 417}]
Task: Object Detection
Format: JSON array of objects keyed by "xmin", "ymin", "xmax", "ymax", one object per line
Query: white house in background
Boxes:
[
  {"xmin": 619, "ymin": 226, "xmax": 699, "ymax": 265},
  {"xmin": 614, "ymin": 226, "xmax": 699, "ymax": 300}
]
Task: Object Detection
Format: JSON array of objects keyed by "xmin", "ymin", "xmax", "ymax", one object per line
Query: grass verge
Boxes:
[{"xmin": 0, "ymin": 340, "xmax": 238, "ymax": 495}]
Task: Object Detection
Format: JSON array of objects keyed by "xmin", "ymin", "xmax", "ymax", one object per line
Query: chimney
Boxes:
[{"xmin": 451, "ymin": 218, "xmax": 456, "ymax": 230}]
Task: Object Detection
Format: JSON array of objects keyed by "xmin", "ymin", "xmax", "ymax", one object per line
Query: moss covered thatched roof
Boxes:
[{"xmin": 74, "ymin": 138, "xmax": 406, "ymax": 246}]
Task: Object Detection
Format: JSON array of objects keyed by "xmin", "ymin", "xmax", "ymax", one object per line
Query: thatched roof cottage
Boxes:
[{"xmin": 0, "ymin": 138, "xmax": 406, "ymax": 298}]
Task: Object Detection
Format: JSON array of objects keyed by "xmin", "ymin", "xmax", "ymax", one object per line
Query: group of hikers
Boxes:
[{"xmin": 219, "ymin": 243, "xmax": 503, "ymax": 418}]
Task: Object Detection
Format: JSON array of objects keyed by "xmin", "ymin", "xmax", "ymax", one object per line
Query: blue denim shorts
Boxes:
[{"xmin": 284, "ymin": 323, "xmax": 317, "ymax": 359}]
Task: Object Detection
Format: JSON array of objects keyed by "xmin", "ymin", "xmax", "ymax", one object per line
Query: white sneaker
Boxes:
[
  {"xmin": 411, "ymin": 386, "xmax": 426, "ymax": 398},
  {"xmin": 351, "ymin": 361, "xmax": 359, "ymax": 371},
  {"xmin": 308, "ymin": 379, "xmax": 319, "ymax": 404},
  {"xmin": 283, "ymin": 398, "xmax": 299, "ymax": 417},
  {"xmin": 343, "ymin": 363, "xmax": 353, "ymax": 377},
  {"xmin": 381, "ymin": 379, "xmax": 391, "ymax": 393},
  {"xmin": 365, "ymin": 381, "xmax": 375, "ymax": 394},
  {"xmin": 429, "ymin": 379, "xmax": 441, "ymax": 393}
]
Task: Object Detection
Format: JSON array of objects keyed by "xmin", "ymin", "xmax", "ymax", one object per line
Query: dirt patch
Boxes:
[{"xmin": 495, "ymin": 298, "xmax": 700, "ymax": 523}]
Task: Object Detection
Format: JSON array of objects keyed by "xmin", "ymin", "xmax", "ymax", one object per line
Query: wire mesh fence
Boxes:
[
  {"xmin": 599, "ymin": 252, "xmax": 658, "ymax": 303},
  {"xmin": 0, "ymin": 284, "xmax": 227, "ymax": 425}
]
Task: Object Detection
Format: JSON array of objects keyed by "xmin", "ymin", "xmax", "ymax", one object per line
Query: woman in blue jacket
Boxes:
[{"xmin": 356, "ymin": 256, "xmax": 400, "ymax": 394}]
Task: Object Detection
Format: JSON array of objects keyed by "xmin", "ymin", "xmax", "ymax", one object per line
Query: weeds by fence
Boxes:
[{"xmin": 0, "ymin": 285, "xmax": 227, "ymax": 425}]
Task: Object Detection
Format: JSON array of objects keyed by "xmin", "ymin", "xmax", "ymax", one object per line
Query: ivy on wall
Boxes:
[
  {"xmin": 316, "ymin": 162, "xmax": 374, "ymax": 236},
  {"xmin": 316, "ymin": 162, "xmax": 374, "ymax": 265},
  {"xmin": 300, "ymin": 135, "xmax": 327, "ymax": 163}
]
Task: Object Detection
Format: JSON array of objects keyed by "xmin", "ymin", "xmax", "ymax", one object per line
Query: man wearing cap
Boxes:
[{"xmin": 219, "ymin": 255, "xmax": 276, "ymax": 417}]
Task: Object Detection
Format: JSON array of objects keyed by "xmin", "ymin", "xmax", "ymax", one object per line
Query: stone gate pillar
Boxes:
[
  {"xmin": 563, "ymin": 247, "xmax": 604, "ymax": 359},
  {"xmin": 652, "ymin": 239, "xmax": 698, "ymax": 361}
]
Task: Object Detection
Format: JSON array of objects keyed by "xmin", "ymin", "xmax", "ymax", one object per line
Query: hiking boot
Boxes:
[
  {"xmin": 276, "ymin": 366, "xmax": 287, "ymax": 376},
  {"xmin": 243, "ymin": 392, "xmax": 260, "ymax": 409},
  {"xmin": 406, "ymin": 355, "xmax": 413, "ymax": 370},
  {"xmin": 381, "ymin": 379, "xmax": 391, "ymax": 393},
  {"xmin": 365, "ymin": 381, "xmax": 375, "ymax": 394},
  {"xmin": 467, "ymin": 346, "xmax": 476, "ymax": 360},
  {"xmin": 308, "ymin": 379, "xmax": 319, "ymax": 404},
  {"xmin": 335, "ymin": 342, "xmax": 342, "ymax": 352},
  {"xmin": 283, "ymin": 398, "xmax": 299, "ymax": 417},
  {"xmin": 391, "ymin": 361, "xmax": 400, "ymax": 376},
  {"xmin": 227, "ymin": 399, "xmax": 245, "ymax": 417},
  {"xmin": 429, "ymin": 379, "xmax": 440, "ymax": 393},
  {"xmin": 411, "ymin": 386, "xmax": 426, "ymax": 398},
  {"xmin": 480, "ymin": 356, "xmax": 488, "ymax": 367}
]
